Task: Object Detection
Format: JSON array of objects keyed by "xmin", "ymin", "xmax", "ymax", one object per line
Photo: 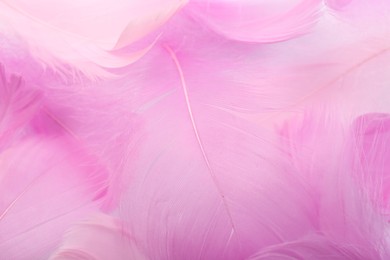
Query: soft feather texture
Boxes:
[
  {"xmin": 248, "ymin": 235, "xmax": 372, "ymax": 259},
  {"xmin": 186, "ymin": 0, "xmax": 322, "ymax": 43},
  {"xmin": 279, "ymin": 112, "xmax": 390, "ymax": 259},
  {"xmin": 32, "ymin": 83, "xmax": 138, "ymax": 209},
  {"xmin": 50, "ymin": 214, "xmax": 145, "ymax": 260},
  {"xmin": 351, "ymin": 113, "xmax": 390, "ymax": 215},
  {"xmin": 0, "ymin": 138, "xmax": 109, "ymax": 259},
  {"xmin": 0, "ymin": 0, "xmax": 187, "ymax": 76},
  {"xmin": 1, "ymin": 0, "xmax": 390, "ymax": 259},
  {"xmin": 235, "ymin": 10, "xmax": 390, "ymax": 129},
  {"xmin": 114, "ymin": 12, "xmax": 390, "ymax": 258},
  {"xmin": 0, "ymin": 66, "xmax": 41, "ymax": 151}
]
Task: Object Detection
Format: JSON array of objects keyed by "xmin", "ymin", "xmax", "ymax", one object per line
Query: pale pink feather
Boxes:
[
  {"xmin": 248, "ymin": 235, "xmax": 371, "ymax": 259},
  {"xmin": 111, "ymin": 3, "xmax": 390, "ymax": 258},
  {"xmin": 50, "ymin": 214, "xmax": 145, "ymax": 260},
  {"xmin": 350, "ymin": 113, "xmax": 390, "ymax": 215},
  {"xmin": 186, "ymin": 0, "xmax": 322, "ymax": 43},
  {"xmin": 236, "ymin": 3, "xmax": 390, "ymax": 127},
  {"xmin": 105, "ymin": 14, "xmax": 347, "ymax": 259},
  {"xmin": 0, "ymin": 0, "xmax": 187, "ymax": 76},
  {"xmin": 279, "ymin": 112, "xmax": 390, "ymax": 259},
  {"xmin": 0, "ymin": 66, "xmax": 41, "ymax": 151},
  {"xmin": 1, "ymin": 0, "xmax": 390, "ymax": 259},
  {"xmin": 0, "ymin": 138, "xmax": 108, "ymax": 259},
  {"xmin": 29, "ymin": 82, "xmax": 139, "ymax": 209}
]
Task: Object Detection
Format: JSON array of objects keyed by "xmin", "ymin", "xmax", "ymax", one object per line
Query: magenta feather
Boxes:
[{"xmin": 1, "ymin": 0, "xmax": 390, "ymax": 259}]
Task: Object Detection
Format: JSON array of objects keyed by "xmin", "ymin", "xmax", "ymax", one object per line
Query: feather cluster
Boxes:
[{"xmin": 1, "ymin": 0, "xmax": 390, "ymax": 259}]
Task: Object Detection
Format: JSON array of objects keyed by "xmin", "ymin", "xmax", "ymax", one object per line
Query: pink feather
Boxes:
[
  {"xmin": 1, "ymin": 0, "xmax": 390, "ymax": 259},
  {"xmin": 351, "ymin": 113, "xmax": 390, "ymax": 215},
  {"xmin": 186, "ymin": 0, "xmax": 322, "ymax": 43},
  {"xmin": 0, "ymin": 66, "xmax": 41, "ymax": 151},
  {"xmin": 0, "ymin": 138, "xmax": 109, "ymax": 259},
  {"xmin": 248, "ymin": 235, "xmax": 374, "ymax": 259},
  {"xmin": 0, "ymin": 0, "xmax": 187, "ymax": 76},
  {"xmin": 50, "ymin": 214, "xmax": 145, "ymax": 259}
]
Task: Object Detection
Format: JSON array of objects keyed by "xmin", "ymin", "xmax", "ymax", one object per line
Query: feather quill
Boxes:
[
  {"xmin": 113, "ymin": 17, "xmax": 323, "ymax": 259},
  {"xmin": 1, "ymin": 0, "xmax": 390, "ymax": 258}
]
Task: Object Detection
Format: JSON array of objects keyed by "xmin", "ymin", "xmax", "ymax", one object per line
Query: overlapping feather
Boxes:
[
  {"xmin": 0, "ymin": 0, "xmax": 187, "ymax": 76},
  {"xmin": 1, "ymin": 0, "xmax": 390, "ymax": 259},
  {"xmin": 0, "ymin": 138, "xmax": 109, "ymax": 259},
  {"xmin": 50, "ymin": 214, "xmax": 145, "ymax": 259},
  {"xmin": 0, "ymin": 66, "xmax": 41, "ymax": 151}
]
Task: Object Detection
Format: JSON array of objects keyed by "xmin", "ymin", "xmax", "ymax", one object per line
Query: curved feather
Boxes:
[
  {"xmin": 31, "ymin": 9, "xmax": 390, "ymax": 258},
  {"xmin": 279, "ymin": 112, "xmax": 390, "ymax": 259},
  {"xmin": 114, "ymin": 21, "xmax": 324, "ymax": 259},
  {"xmin": 186, "ymin": 0, "xmax": 322, "ymax": 43},
  {"xmin": 30, "ymin": 83, "xmax": 138, "ymax": 209},
  {"xmin": 241, "ymin": 5, "xmax": 390, "ymax": 126},
  {"xmin": 325, "ymin": 0, "xmax": 352, "ymax": 10},
  {"xmin": 0, "ymin": 138, "xmax": 108, "ymax": 259},
  {"xmin": 351, "ymin": 113, "xmax": 390, "ymax": 215},
  {"xmin": 0, "ymin": 0, "xmax": 187, "ymax": 76},
  {"xmin": 248, "ymin": 235, "xmax": 372, "ymax": 259},
  {"xmin": 11, "ymin": 3, "xmax": 390, "ymax": 258},
  {"xmin": 325, "ymin": 0, "xmax": 390, "ymax": 38},
  {"xmin": 0, "ymin": 65, "xmax": 41, "ymax": 150},
  {"xmin": 50, "ymin": 214, "xmax": 146, "ymax": 260}
]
